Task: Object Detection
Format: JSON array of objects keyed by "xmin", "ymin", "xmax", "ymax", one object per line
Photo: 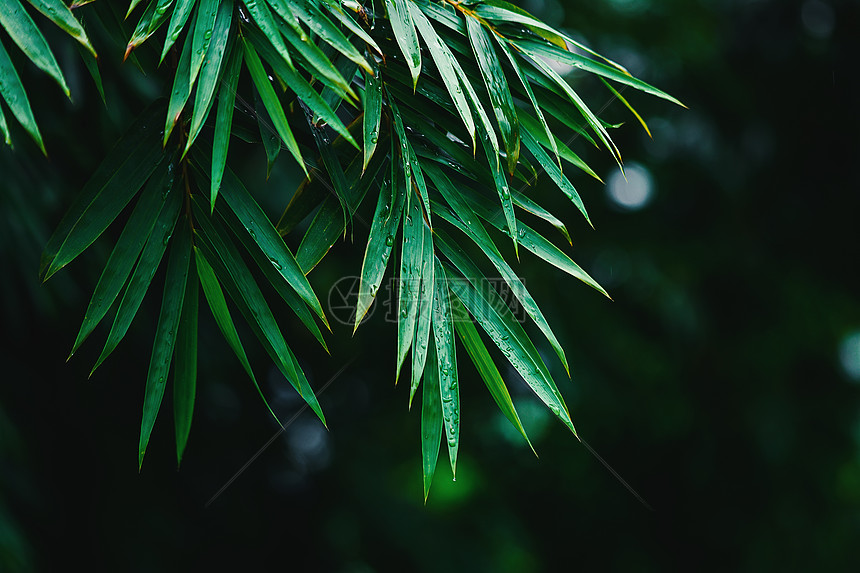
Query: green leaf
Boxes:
[
  {"xmin": 242, "ymin": 37, "xmax": 305, "ymax": 174},
  {"xmin": 518, "ymin": 111, "xmax": 601, "ymax": 181},
  {"xmin": 479, "ymin": 124, "xmax": 518, "ymax": 257},
  {"xmin": 210, "ymin": 42, "xmax": 242, "ymax": 210},
  {"xmin": 213, "ymin": 162, "xmax": 328, "ymax": 326},
  {"xmin": 193, "ymin": 246, "xmax": 259, "ymax": 393},
  {"xmin": 188, "ymin": 0, "xmax": 219, "ymax": 84},
  {"xmin": 387, "ymin": 93, "xmax": 432, "ymax": 224},
  {"xmin": 385, "ymin": 0, "xmax": 421, "ymax": 89},
  {"xmin": 26, "ymin": 0, "xmax": 97, "ymax": 57},
  {"xmin": 362, "ymin": 68, "xmax": 382, "ymax": 173},
  {"xmin": 41, "ymin": 106, "xmax": 165, "ymax": 280},
  {"xmin": 409, "ymin": 3, "xmax": 475, "ymax": 148},
  {"xmin": 91, "ymin": 174, "xmax": 182, "ymax": 374},
  {"xmin": 520, "ymin": 127, "xmax": 592, "ymax": 226},
  {"xmin": 431, "ymin": 256, "xmax": 459, "ymax": 478},
  {"xmin": 466, "ymin": 16, "xmax": 519, "ymax": 173},
  {"xmin": 191, "ymin": 197, "xmax": 326, "ymax": 426},
  {"xmin": 74, "ymin": 41, "xmax": 105, "ymax": 105},
  {"xmin": 355, "ymin": 177, "xmax": 406, "ymax": 330},
  {"xmin": 450, "ymin": 296, "xmax": 532, "ymax": 451},
  {"xmin": 428, "ymin": 166, "xmax": 570, "ymax": 375},
  {"xmin": 520, "ymin": 45, "xmax": 621, "ymax": 163},
  {"xmin": 277, "ymin": 17, "xmax": 357, "ymax": 102},
  {"xmin": 0, "ymin": 35, "xmax": 44, "ymax": 153},
  {"xmin": 164, "ymin": 18, "xmax": 195, "ymax": 145},
  {"xmin": 601, "ymin": 77, "xmax": 652, "ymax": 137},
  {"xmin": 127, "ymin": 0, "xmax": 173, "ymax": 55},
  {"xmin": 255, "ymin": 89, "xmax": 281, "ymax": 178},
  {"xmin": 159, "ymin": 0, "xmax": 194, "ymax": 64},
  {"xmin": 242, "ymin": 0, "xmax": 294, "ymax": 68},
  {"xmin": 214, "ymin": 199, "xmax": 329, "ymax": 351},
  {"xmin": 421, "ymin": 339, "xmax": 442, "ymax": 502},
  {"xmin": 246, "ymin": 26, "xmax": 358, "ymax": 149},
  {"xmin": 409, "ymin": 219, "xmax": 434, "ymax": 407},
  {"xmin": 510, "ymin": 189, "xmax": 571, "ymax": 245},
  {"xmin": 0, "ymin": 0, "xmax": 69, "ymax": 96},
  {"xmin": 0, "ymin": 103, "xmax": 9, "ymax": 145},
  {"xmin": 396, "ymin": 196, "xmax": 424, "ymax": 383},
  {"xmin": 70, "ymin": 157, "xmax": 175, "ymax": 356},
  {"xmin": 322, "ymin": 1, "xmax": 382, "ymax": 56},
  {"xmin": 493, "ymin": 34, "xmax": 558, "ymax": 167},
  {"xmin": 139, "ymin": 215, "xmax": 192, "ymax": 470},
  {"xmin": 474, "ymin": 1, "xmax": 568, "ymax": 48},
  {"xmin": 435, "ymin": 232, "xmax": 576, "ymax": 435},
  {"xmin": 515, "ymin": 38, "xmax": 685, "ymax": 108},
  {"xmin": 174, "ymin": 255, "xmax": 198, "ymax": 466},
  {"xmin": 289, "ymin": 0, "xmax": 371, "ymax": 74},
  {"xmin": 184, "ymin": 0, "xmax": 233, "ymax": 154}
]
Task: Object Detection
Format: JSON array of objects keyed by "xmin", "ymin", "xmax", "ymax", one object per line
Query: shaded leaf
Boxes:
[
  {"xmin": 0, "ymin": 0, "xmax": 69, "ymax": 95},
  {"xmin": 174, "ymin": 254, "xmax": 198, "ymax": 466}
]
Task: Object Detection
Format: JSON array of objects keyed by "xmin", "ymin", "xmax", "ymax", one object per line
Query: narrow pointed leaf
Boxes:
[
  {"xmin": 396, "ymin": 197, "xmax": 423, "ymax": 382},
  {"xmin": 322, "ymin": 2, "xmax": 382, "ymax": 56},
  {"xmin": 0, "ymin": 37, "xmax": 44, "ymax": 153},
  {"xmin": 164, "ymin": 21, "xmax": 195, "ymax": 145},
  {"xmin": 242, "ymin": 38, "xmax": 304, "ymax": 173},
  {"xmin": 127, "ymin": 0, "xmax": 173, "ymax": 54},
  {"xmin": 213, "ymin": 162, "xmax": 328, "ymax": 325},
  {"xmin": 421, "ymin": 340, "xmax": 442, "ymax": 502},
  {"xmin": 409, "ymin": 220, "xmax": 434, "ymax": 407},
  {"xmin": 385, "ymin": 0, "xmax": 421, "ymax": 88},
  {"xmin": 435, "ymin": 233, "xmax": 575, "ymax": 434},
  {"xmin": 139, "ymin": 217, "xmax": 191, "ymax": 470},
  {"xmin": 211, "ymin": 42, "xmax": 242, "ymax": 210},
  {"xmin": 521, "ymin": 128, "xmax": 591, "ymax": 226},
  {"xmin": 188, "ymin": 0, "xmax": 219, "ymax": 84},
  {"xmin": 242, "ymin": 0, "xmax": 293, "ymax": 67},
  {"xmin": 362, "ymin": 68, "xmax": 382, "ymax": 173},
  {"xmin": 467, "ymin": 17, "xmax": 519, "ymax": 172},
  {"xmin": 0, "ymin": 0, "xmax": 69, "ymax": 95},
  {"xmin": 71, "ymin": 158, "xmax": 174, "ymax": 355},
  {"xmin": 277, "ymin": 18, "xmax": 356, "ymax": 101},
  {"xmin": 355, "ymin": 178, "xmax": 405, "ymax": 330},
  {"xmin": 174, "ymin": 256, "xmax": 198, "ymax": 466},
  {"xmin": 194, "ymin": 246, "xmax": 258, "ymax": 388},
  {"xmin": 431, "ymin": 257, "xmax": 459, "ymax": 477},
  {"xmin": 451, "ymin": 296, "xmax": 532, "ymax": 450},
  {"xmin": 290, "ymin": 0, "xmax": 371, "ymax": 73},
  {"xmin": 91, "ymin": 177, "xmax": 182, "ymax": 373},
  {"xmin": 184, "ymin": 0, "xmax": 232, "ymax": 153},
  {"xmin": 518, "ymin": 111, "xmax": 601, "ymax": 181},
  {"xmin": 27, "ymin": 0, "xmax": 97, "ymax": 57},
  {"xmin": 42, "ymin": 107, "xmax": 165, "ymax": 280},
  {"xmin": 510, "ymin": 189, "xmax": 571, "ymax": 245},
  {"xmin": 409, "ymin": 4, "xmax": 474, "ymax": 147},
  {"xmin": 159, "ymin": 0, "xmax": 194, "ymax": 64}
]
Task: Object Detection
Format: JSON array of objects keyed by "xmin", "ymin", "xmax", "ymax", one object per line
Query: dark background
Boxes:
[{"xmin": 2, "ymin": 0, "xmax": 859, "ymax": 570}]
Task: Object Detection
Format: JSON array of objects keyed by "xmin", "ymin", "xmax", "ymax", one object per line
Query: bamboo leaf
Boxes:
[
  {"xmin": 362, "ymin": 67, "xmax": 382, "ymax": 173},
  {"xmin": 26, "ymin": 0, "xmax": 97, "ymax": 57},
  {"xmin": 194, "ymin": 246, "xmax": 259, "ymax": 392},
  {"xmin": 188, "ymin": 0, "xmax": 219, "ymax": 84},
  {"xmin": 428, "ymin": 166, "xmax": 570, "ymax": 375},
  {"xmin": 185, "ymin": 0, "xmax": 233, "ymax": 155},
  {"xmin": 164, "ymin": 18, "xmax": 195, "ymax": 145},
  {"xmin": 289, "ymin": 0, "xmax": 371, "ymax": 73},
  {"xmin": 159, "ymin": 0, "xmax": 194, "ymax": 64},
  {"xmin": 0, "ymin": 35, "xmax": 44, "ymax": 153},
  {"xmin": 409, "ymin": 220, "xmax": 434, "ymax": 407},
  {"xmin": 71, "ymin": 157, "xmax": 175, "ymax": 356},
  {"xmin": 242, "ymin": 0, "xmax": 294, "ymax": 68},
  {"xmin": 211, "ymin": 42, "xmax": 242, "ymax": 210},
  {"xmin": 435, "ymin": 232, "xmax": 576, "ymax": 434},
  {"xmin": 355, "ymin": 178, "xmax": 406, "ymax": 331},
  {"xmin": 396, "ymin": 196, "xmax": 424, "ymax": 383},
  {"xmin": 520, "ymin": 127, "xmax": 592, "ymax": 226},
  {"xmin": 421, "ymin": 339, "xmax": 442, "ymax": 502},
  {"xmin": 91, "ymin": 175, "xmax": 183, "ymax": 374},
  {"xmin": 431, "ymin": 256, "xmax": 459, "ymax": 478},
  {"xmin": 139, "ymin": 216, "xmax": 192, "ymax": 470},
  {"xmin": 174, "ymin": 255, "xmax": 198, "ymax": 466},
  {"xmin": 450, "ymin": 296, "xmax": 532, "ymax": 451},
  {"xmin": 0, "ymin": 0, "xmax": 69, "ymax": 95},
  {"xmin": 242, "ymin": 37, "xmax": 305, "ymax": 174},
  {"xmin": 466, "ymin": 16, "xmax": 519, "ymax": 173},
  {"xmin": 127, "ymin": 0, "xmax": 173, "ymax": 55},
  {"xmin": 385, "ymin": 0, "xmax": 421, "ymax": 89},
  {"xmin": 42, "ymin": 107, "xmax": 165, "ymax": 280},
  {"xmin": 409, "ymin": 3, "xmax": 475, "ymax": 148}
]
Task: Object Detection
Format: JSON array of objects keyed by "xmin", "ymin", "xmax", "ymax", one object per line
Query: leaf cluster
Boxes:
[{"xmin": 1, "ymin": 0, "xmax": 681, "ymax": 496}]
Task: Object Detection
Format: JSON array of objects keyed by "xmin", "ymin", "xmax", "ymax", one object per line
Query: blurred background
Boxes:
[{"xmin": 1, "ymin": 0, "xmax": 859, "ymax": 570}]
